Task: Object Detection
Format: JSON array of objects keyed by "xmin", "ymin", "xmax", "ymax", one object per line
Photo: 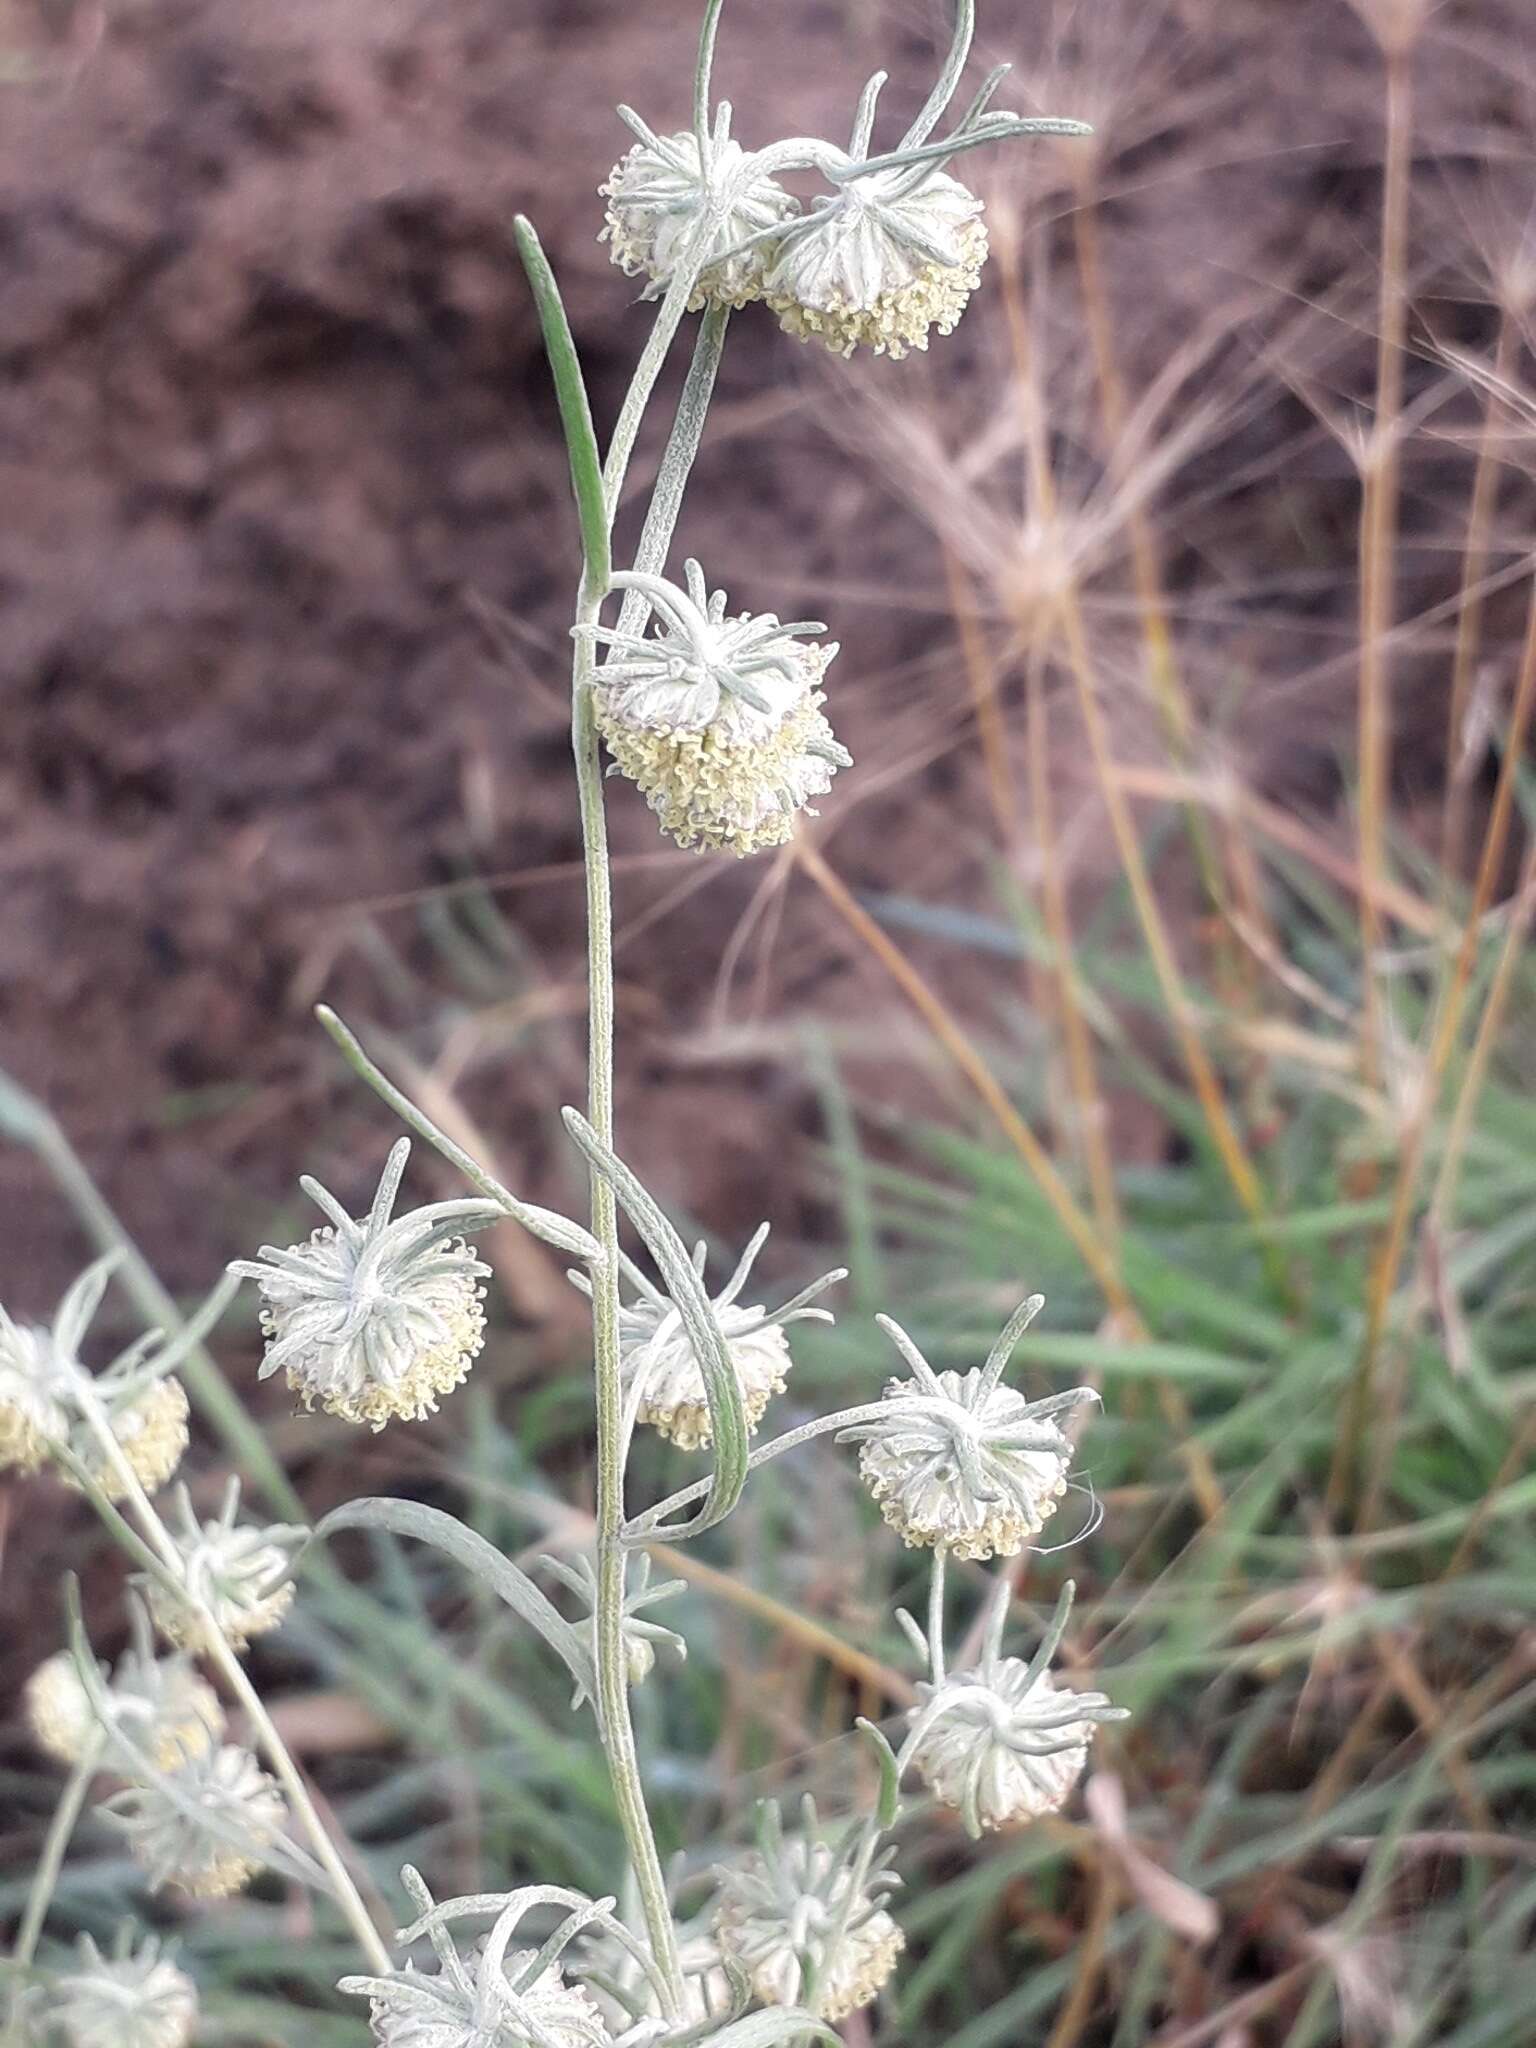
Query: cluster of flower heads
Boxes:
[
  {"xmin": 22, "ymin": 1601, "xmax": 296, "ymax": 1908},
  {"xmin": 583, "ymin": 562, "xmax": 850, "ymax": 857},
  {"xmin": 600, "ymin": 3, "xmax": 1088, "ymax": 359},
  {"xmin": 0, "ymin": 1256, "xmax": 189, "ymax": 1501}
]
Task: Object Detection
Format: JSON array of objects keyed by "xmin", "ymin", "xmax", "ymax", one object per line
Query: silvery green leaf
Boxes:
[
  {"xmin": 689, "ymin": 2013, "xmax": 841, "ymax": 2047},
  {"xmin": 315, "ymin": 1498, "xmax": 595, "ymax": 1701},
  {"xmin": 562, "ymin": 1110, "xmax": 749, "ymax": 1538}
]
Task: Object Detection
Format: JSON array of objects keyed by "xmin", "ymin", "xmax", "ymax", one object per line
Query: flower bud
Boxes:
[{"xmin": 905, "ymin": 1580, "xmax": 1128, "ymax": 1833}]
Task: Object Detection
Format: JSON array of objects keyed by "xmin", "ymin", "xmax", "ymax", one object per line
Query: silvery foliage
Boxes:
[{"xmin": 2, "ymin": 3, "xmax": 1114, "ymax": 2041}]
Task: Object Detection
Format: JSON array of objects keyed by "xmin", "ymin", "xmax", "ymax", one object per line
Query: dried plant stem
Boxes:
[
  {"xmin": 70, "ymin": 1396, "xmax": 394, "ymax": 1974},
  {"xmin": 1432, "ymin": 840, "xmax": 1536, "ymax": 1228},
  {"xmin": 792, "ymin": 835, "xmax": 1225, "ymax": 1524},
  {"xmin": 1025, "ymin": 657, "xmax": 1123, "ymax": 1254},
  {"xmin": 1439, "ymin": 308, "xmax": 1517, "ymax": 893},
  {"xmin": 1331, "ymin": 570, "xmax": 1536, "ymax": 1518},
  {"xmin": 995, "ymin": 240, "xmax": 1281, "ymax": 1291},
  {"xmin": 944, "ymin": 542, "xmax": 1018, "ymax": 842},
  {"xmin": 1069, "ymin": 192, "xmax": 1230, "ymax": 933},
  {"xmin": 993, "ymin": 231, "xmax": 1121, "ymax": 1254},
  {"xmin": 1355, "ymin": 45, "xmax": 1414, "ymax": 1106}
]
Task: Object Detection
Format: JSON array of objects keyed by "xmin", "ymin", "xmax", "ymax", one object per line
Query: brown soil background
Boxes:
[{"xmin": 0, "ymin": 0, "xmax": 1529, "ymax": 1314}]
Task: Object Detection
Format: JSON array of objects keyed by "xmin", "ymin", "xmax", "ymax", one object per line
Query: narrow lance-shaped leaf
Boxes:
[
  {"xmin": 314, "ymin": 1498, "xmax": 595, "ymax": 1704},
  {"xmin": 562, "ymin": 1108, "xmax": 750, "ymax": 1539},
  {"xmin": 513, "ymin": 214, "xmax": 611, "ymax": 594}
]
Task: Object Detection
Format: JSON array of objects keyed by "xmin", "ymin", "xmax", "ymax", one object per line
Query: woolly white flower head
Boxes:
[
  {"xmin": 752, "ymin": 0, "xmax": 1088, "ymax": 359},
  {"xmin": 766, "ymin": 166, "xmax": 988, "ymax": 360},
  {"xmin": 341, "ymin": 1870, "xmax": 616, "ymax": 2048},
  {"xmin": 575, "ymin": 1220, "xmax": 841, "ymax": 1451},
  {"xmin": 56, "ymin": 1930, "xmax": 198, "ymax": 2048},
  {"xmin": 714, "ymin": 1802, "xmax": 904, "ymax": 2023},
  {"xmin": 102, "ymin": 1742, "xmax": 288, "ymax": 1899},
  {"xmin": 0, "ymin": 1257, "xmax": 189, "ymax": 1498},
  {"xmin": 26, "ymin": 1611, "xmax": 224, "ymax": 1771},
  {"xmin": 541, "ymin": 1550, "xmax": 687, "ymax": 1705},
  {"xmin": 230, "ymin": 1139, "xmax": 496, "ymax": 1429},
  {"xmin": 602, "ymin": 105, "xmax": 798, "ymax": 308},
  {"xmin": 905, "ymin": 1579, "xmax": 1127, "ymax": 1834},
  {"xmin": 839, "ymin": 1296, "xmax": 1096, "ymax": 1560},
  {"xmin": 140, "ymin": 1477, "xmax": 305, "ymax": 1651},
  {"xmin": 585, "ymin": 562, "xmax": 850, "ymax": 857}
]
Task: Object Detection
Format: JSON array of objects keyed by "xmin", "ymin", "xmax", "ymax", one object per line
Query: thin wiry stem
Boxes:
[
  {"xmin": 1355, "ymin": 45, "xmax": 1414, "ymax": 1113},
  {"xmin": 1439, "ymin": 308, "xmax": 1518, "ymax": 896},
  {"xmin": 68, "ymin": 1393, "xmax": 394, "ymax": 1975},
  {"xmin": 6, "ymin": 1736, "xmax": 103, "ymax": 2026}
]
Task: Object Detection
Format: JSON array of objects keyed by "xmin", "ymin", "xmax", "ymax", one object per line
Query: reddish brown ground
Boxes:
[{"xmin": 0, "ymin": 0, "xmax": 1526, "ymax": 1310}]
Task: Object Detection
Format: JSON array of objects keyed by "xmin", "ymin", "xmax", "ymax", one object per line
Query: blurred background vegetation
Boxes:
[{"xmin": 3, "ymin": 0, "xmax": 1535, "ymax": 2042}]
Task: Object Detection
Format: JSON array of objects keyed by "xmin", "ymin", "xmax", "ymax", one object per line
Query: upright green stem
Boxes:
[{"xmin": 572, "ymin": 588, "xmax": 686, "ymax": 2016}]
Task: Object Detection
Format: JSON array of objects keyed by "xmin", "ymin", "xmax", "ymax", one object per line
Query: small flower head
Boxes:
[
  {"xmin": 840, "ymin": 1297, "xmax": 1095, "ymax": 1560},
  {"xmin": 576, "ymin": 1221, "xmax": 841, "ymax": 1451},
  {"xmin": 905, "ymin": 1579, "xmax": 1128, "ymax": 1835},
  {"xmin": 26, "ymin": 1622, "xmax": 224, "ymax": 1772},
  {"xmin": 714, "ymin": 1802, "xmax": 904, "ymax": 2022},
  {"xmin": 587, "ymin": 563, "xmax": 850, "ymax": 857},
  {"xmin": 230, "ymin": 1140, "xmax": 495, "ymax": 1430},
  {"xmin": 0, "ymin": 1257, "xmax": 190, "ymax": 1498},
  {"xmin": 56, "ymin": 1930, "xmax": 198, "ymax": 2048},
  {"xmin": 766, "ymin": 167, "xmax": 988, "ymax": 360},
  {"xmin": 602, "ymin": 106, "xmax": 798, "ymax": 308},
  {"xmin": 103, "ymin": 1742, "xmax": 288, "ymax": 1898},
  {"xmin": 140, "ymin": 1477, "xmax": 305, "ymax": 1651},
  {"xmin": 542, "ymin": 1550, "xmax": 687, "ymax": 1706},
  {"xmin": 342, "ymin": 1871, "xmax": 614, "ymax": 2048}
]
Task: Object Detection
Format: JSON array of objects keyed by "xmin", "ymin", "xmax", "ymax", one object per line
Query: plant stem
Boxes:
[
  {"xmin": 5, "ymin": 1736, "xmax": 102, "ymax": 2028},
  {"xmin": 1355, "ymin": 43, "xmax": 1414, "ymax": 1110},
  {"xmin": 70, "ymin": 1396, "xmax": 394, "ymax": 1976},
  {"xmin": 571, "ymin": 585, "xmax": 686, "ymax": 2016}
]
